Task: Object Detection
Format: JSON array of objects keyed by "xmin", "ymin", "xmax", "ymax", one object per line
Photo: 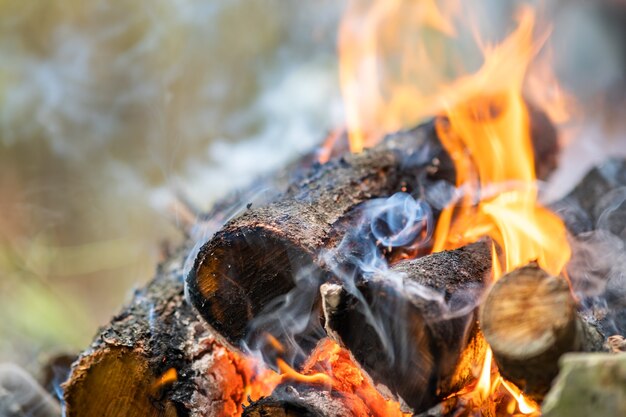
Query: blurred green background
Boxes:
[{"xmin": 0, "ymin": 0, "xmax": 344, "ymax": 370}]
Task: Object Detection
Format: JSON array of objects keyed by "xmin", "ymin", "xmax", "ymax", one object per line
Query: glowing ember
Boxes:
[
  {"xmin": 245, "ymin": 336, "xmax": 408, "ymax": 417},
  {"xmin": 152, "ymin": 367, "xmax": 177, "ymax": 390},
  {"xmin": 301, "ymin": 339, "xmax": 410, "ymax": 417}
]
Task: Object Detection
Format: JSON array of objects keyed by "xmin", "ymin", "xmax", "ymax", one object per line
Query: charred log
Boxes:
[
  {"xmin": 61, "ymin": 156, "xmax": 319, "ymax": 417},
  {"xmin": 186, "ymin": 120, "xmax": 454, "ymax": 350},
  {"xmin": 549, "ymin": 159, "xmax": 626, "ymax": 335},
  {"xmin": 63, "ymin": 112, "xmax": 559, "ymax": 416},
  {"xmin": 550, "ymin": 158, "xmax": 626, "ymax": 236},
  {"xmin": 480, "ymin": 263, "xmax": 605, "ymax": 402},
  {"xmin": 322, "ymin": 241, "xmax": 492, "ymax": 413},
  {"xmin": 187, "ymin": 109, "xmax": 559, "ymax": 350},
  {"xmin": 61, "ymin": 245, "xmax": 266, "ymax": 417}
]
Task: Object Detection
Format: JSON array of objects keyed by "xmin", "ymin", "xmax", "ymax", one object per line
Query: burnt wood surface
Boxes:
[
  {"xmin": 187, "ymin": 108, "xmax": 560, "ymax": 351},
  {"xmin": 480, "ymin": 263, "xmax": 605, "ymax": 402},
  {"xmin": 61, "ymin": 151, "xmax": 320, "ymax": 417},
  {"xmin": 63, "ymin": 115, "xmax": 560, "ymax": 417},
  {"xmin": 322, "ymin": 241, "xmax": 492, "ymax": 413},
  {"xmin": 186, "ymin": 120, "xmax": 454, "ymax": 350},
  {"xmin": 61, "ymin": 245, "xmax": 259, "ymax": 417},
  {"xmin": 552, "ymin": 159, "xmax": 626, "ymax": 335}
]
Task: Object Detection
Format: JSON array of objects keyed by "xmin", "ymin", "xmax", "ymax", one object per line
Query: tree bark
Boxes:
[
  {"xmin": 61, "ymin": 245, "xmax": 271, "ymax": 417},
  {"xmin": 321, "ymin": 241, "xmax": 492, "ymax": 413},
  {"xmin": 61, "ymin": 149, "xmax": 321, "ymax": 417},
  {"xmin": 186, "ymin": 120, "xmax": 455, "ymax": 350},
  {"xmin": 63, "ymin": 114, "xmax": 560, "ymax": 416},
  {"xmin": 187, "ymin": 109, "xmax": 559, "ymax": 351},
  {"xmin": 480, "ymin": 263, "xmax": 605, "ymax": 402}
]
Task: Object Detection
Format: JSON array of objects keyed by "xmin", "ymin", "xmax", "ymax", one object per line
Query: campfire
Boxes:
[{"xmin": 59, "ymin": 1, "xmax": 626, "ymax": 417}]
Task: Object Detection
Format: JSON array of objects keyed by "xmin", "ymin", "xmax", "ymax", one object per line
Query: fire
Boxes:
[
  {"xmin": 301, "ymin": 339, "xmax": 410, "ymax": 417},
  {"xmin": 151, "ymin": 368, "xmax": 177, "ymax": 391},
  {"xmin": 237, "ymin": 336, "xmax": 408, "ymax": 417},
  {"xmin": 338, "ymin": 0, "xmax": 462, "ymax": 152},
  {"xmin": 338, "ymin": 0, "xmax": 571, "ymax": 415}
]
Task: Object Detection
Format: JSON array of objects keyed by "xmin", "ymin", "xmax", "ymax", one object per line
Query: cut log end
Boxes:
[
  {"xmin": 189, "ymin": 227, "xmax": 319, "ymax": 346},
  {"xmin": 62, "ymin": 347, "xmax": 178, "ymax": 417},
  {"xmin": 480, "ymin": 263, "xmax": 606, "ymax": 401},
  {"xmin": 187, "ymin": 121, "xmax": 448, "ymax": 348},
  {"xmin": 481, "ymin": 264, "xmax": 576, "ymax": 360}
]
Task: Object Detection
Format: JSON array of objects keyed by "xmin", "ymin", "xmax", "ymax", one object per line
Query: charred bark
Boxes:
[
  {"xmin": 480, "ymin": 263, "xmax": 605, "ymax": 402},
  {"xmin": 322, "ymin": 241, "xmax": 492, "ymax": 413},
  {"xmin": 63, "ymin": 112, "xmax": 559, "ymax": 416},
  {"xmin": 551, "ymin": 159, "xmax": 626, "ymax": 335},
  {"xmin": 61, "ymin": 151, "xmax": 321, "ymax": 417},
  {"xmin": 61, "ymin": 245, "xmax": 264, "ymax": 417},
  {"xmin": 187, "ymin": 109, "xmax": 559, "ymax": 350},
  {"xmin": 186, "ymin": 120, "xmax": 454, "ymax": 350}
]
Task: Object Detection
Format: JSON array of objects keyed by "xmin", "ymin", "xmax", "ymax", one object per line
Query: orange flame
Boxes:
[
  {"xmin": 338, "ymin": 1, "xmax": 572, "ymax": 415},
  {"xmin": 151, "ymin": 368, "xmax": 177, "ymax": 391},
  {"xmin": 302, "ymin": 339, "xmax": 411, "ymax": 417},
  {"xmin": 244, "ymin": 335, "xmax": 409, "ymax": 417},
  {"xmin": 501, "ymin": 378, "xmax": 539, "ymax": 414},
  {"xmin": 338, "ymin": 0, "xmax": 462, "ymax": 152}
]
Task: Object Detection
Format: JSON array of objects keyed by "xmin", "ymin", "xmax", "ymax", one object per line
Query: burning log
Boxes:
[
  {"xmin": 480, "ymin": 263, "xmax": 605, "ymax": 402},
  {"xmin": 322, "ymin": 241, "xmax": 493, "ymax": 413},
  {"xmin": 186, "ymin": 120, "xmax": 454, "ymax": 349},
  {"xmin": 242, "ymin": 337, "xmax": 409, "ymax": 417},
  {"xmin": 63, "ymin": 111, "xmax": 559, "ymax": 416},
  {"xmin": 61, "ymin": 160, "xmax": 318, "ymax": 417},
  {"xmin": 187, "ymin": 108, "xmax": 559, "ymax": 350},
  {"xmin": 61, "ymin": 245, "xmax": 270, "ymax": 417},
  {"xmin": 550, "ymin": 158, "xmax": 626, "ymax": 236}
]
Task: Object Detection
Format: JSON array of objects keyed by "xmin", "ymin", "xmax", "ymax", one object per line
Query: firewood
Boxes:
[
  {"xmin": 550, "ymin": 158, "xmax": 626, "ymax": 236},
  {"xmin": 61, "ymin": 245, "xmax": 261, "ymax": 417},
  {"xmin": 62, "ymin": 111, "xmax": 559, "ymax": 416},
  {"xmin": 480, "ymin": 263, "xmax": 605, "ymax": 402},
  {"xmin": 187, "ymin": 108, "xmax": 560, "ymax": 350},
  {"xmin": 61, "ymin": 154, "xmax": 319, "ymax": 417},
  {"xmin": 186, "ymin": 120, "xmax": 455, "ymax": 350},
  {"xmin": 321, "ymin": 241, "xmax": 492, "ymax": 413}
]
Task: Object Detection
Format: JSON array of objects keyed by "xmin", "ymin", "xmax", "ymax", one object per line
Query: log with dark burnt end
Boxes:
[
  {"xmin": 61, "ymin": 245, "xmax": 270, "ymax": 417},
  {"xmin": 59, "ymin": 109, "xmax": 566, "ymax": 417},
  {"xmin": 321, "ymin": 241, "xmax": 492, "ymax": 413},
  {"xmin": 186, "ymin": 108, "xmax": 559, "ymax": 355},
  {"xmin": 185, "ymin": 119, "xmax": 455, "ymax": 352}
]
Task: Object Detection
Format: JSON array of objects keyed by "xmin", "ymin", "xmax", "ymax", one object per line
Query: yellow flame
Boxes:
[
  {"xmin": 338, "ymin": 0, "xmax": 462, "ymax": 152},
  {"xmin": 429, "ymin": 8, "xmax": 570, "ymax": 279},
  {"xmin": 475, "ymin": 347, "xmax": 493, "ymax": 401},
  {"xmin": 338, "ymin": 1, "xmax": 572, "ymax": 414},
  {"xmin": 501, "ymin": 378, "xmax": 539, "ymax": 414}
]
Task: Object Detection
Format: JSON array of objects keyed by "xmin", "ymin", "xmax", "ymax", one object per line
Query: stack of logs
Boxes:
[{"xmin": 61, "ymin": 110, "xmax": 624, "ymax": 417}]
